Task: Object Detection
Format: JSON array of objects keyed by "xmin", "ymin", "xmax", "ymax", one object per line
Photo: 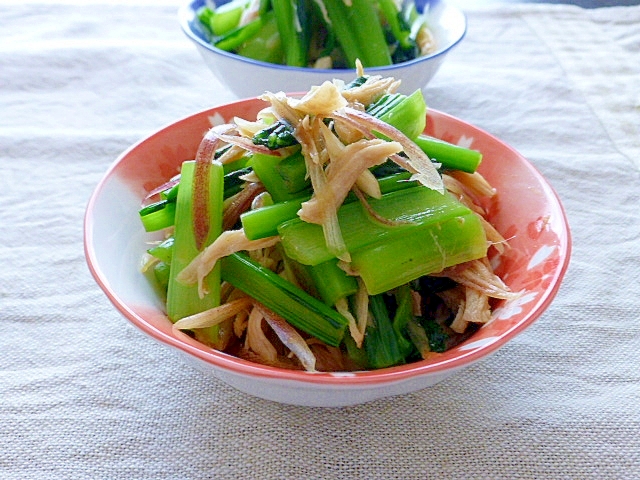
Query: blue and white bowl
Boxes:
[{"xmin": 179, "ymin": 0, "xmax": 467, "ymax": 98}]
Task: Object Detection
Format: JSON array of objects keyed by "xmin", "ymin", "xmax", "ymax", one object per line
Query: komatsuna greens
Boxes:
[
  {"xmin": 196, "ymin": 0, "xmax": 438, "ymax": 68},
  {"xmin": 139, "ymin": 69, "xmax": 516, "ymax": 371}
]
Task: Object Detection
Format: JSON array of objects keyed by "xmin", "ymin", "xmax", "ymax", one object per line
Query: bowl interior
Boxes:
[{"xmin": 85, "ymin": 98, "xmax": 571, "ymax": 386}]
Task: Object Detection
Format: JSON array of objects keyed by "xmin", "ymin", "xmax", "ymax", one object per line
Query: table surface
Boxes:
[{"xmin": 2, "ymin": 1, "xmax": 639, "ymax": 479}]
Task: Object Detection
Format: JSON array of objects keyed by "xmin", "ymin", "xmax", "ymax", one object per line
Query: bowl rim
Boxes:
[
  {"xmin": 178, "ymin": 0, "xmax": 468, "ymax": 74},
  {"xmin": 84, "ymin": 100, "xmax": 572, "ymax": 388}
]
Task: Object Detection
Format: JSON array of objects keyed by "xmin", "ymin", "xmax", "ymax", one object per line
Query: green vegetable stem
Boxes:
[
  {"xmin": 166, "ymin": 161, "xmax": 224, "ymax": 344},
  {"xmin": 220, "ymin": 253, "xmax": 349, "ymax": 346},
  {"xmin": 319, "ymin": 0, "xmax": 392, "ymax": 67},
  {"xmin": 248, "ymin": 148, "xmax": 310, "ymax": 202},
  {"xmin": 415, "ymin": 135, "xmax": 483, "ymax": 173},
  {"xmin": 197, "ymin": 0, "xmax": 432, "ymax": 68},
  {"xmin": 391, "ymin": 285, "xmax": 416, "ymax": 357},
  {"xmin": 278, "ymin": 187, "xmax": 473, "ymax": 264},
  {"xmin": 147, "ymin": 237, "xmax": 175, "ymax": 264},
  {"xmin": 139, "ymin": 200, "xmax": 176, "ymax": 232},
  {"xmin": 279, "ymin": 187, "xmax": 487, "ymax": 294},
  {"xmin": 271, "ymin": 0, "xmax": 311, "ymax": 67},
  {"xmin": 303, "ymin": 258, "xmax": 358, "ymax": 306},
  {"xmin": 364, "ymin": 294, "xmax": 406, "ymax": 368},
  {"xmin": 252, "ymin": 120, "xmax": 298, "ymax": 150},
  {"xmin": 240, "ymin": 171, "xmax": 415, "ymax": 241},
  {"xmin": 236, "ymin": 11, "xmax": 284, "ymax": 63},
  {"xmin": 349, "ymin": 209, "xmax": 486, "ymax": 295},
  {"xmin": 199, "ymin": 0, "xmax": 248, "ymax": 37},
  {"xmin": 367, "ymin": 89, "xmax": 427, "ymax": 141},
  {"xmin": 241, "ymin": 194, "xmax": 309, "ymax": 240}
]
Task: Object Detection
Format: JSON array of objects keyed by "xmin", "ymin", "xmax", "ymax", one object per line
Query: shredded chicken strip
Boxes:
[
  {"xmin": 237, "ymin": 170, "xmax": 261, "ymax": 183},
  {"xmin": 177, "ymin": 229, "xmax": 280, "ymax": 297},
  {"xmin": 353, "ymin": 278, "xmax": 370, "ymax": 346},
  {"xmin": 437, "ymin": 258, "xmax": 518, "ymax": 301},
  {"xmin": 318, "ymin": 119, "xmax": 383, "ymax": 202},
  {"xmin": 287, "ymin": 81, "xmax": 348, "ymax": 116},
  {"xmin": 443, "ymin": 174, "xmax": 486, "ymax": 215},
  {"xmin": 341, "ymin": 75, "xmax": 401, "ymax": 106},
  {"xmin": 443, "ymin": 174, "xmax": 508, "ymax": 254},
  {"xmin": 335, "ymin": 297, "xmax": 363, "ymax": 349},
  {"xmin": 234, "ymin": 116, "xmax": 268, "ymax": 137},
  {"xmin": 172, "ymin": 297, "xmax": 253, "ymax": 331},
  {"xmin": 254, "ymin": 302, "xmax": 316, "ymax": 372},
  {"xmin": 446, "ymin": 286, "xmax": 492, "ymax": 334},
  {"xmin": 411, "ymin": 290, "xmax": 423, "ymax": 316},
  {"xmin": 416, "ymin": 25, "xmax": 437, "ymax": 56},
  {"xmin": 333, "ymin": 117, "xmax": 365, "ymax": 145},
  {"xmin": 317, "ymin": 118, "xmax": 345, "ymax": 162},
  {"xmin": 233, "ymin": 309, "xmax": 249, "ymax": 338},
  {"xmin": 216, "ymin": 133, "xmax": 281, "ymax": 156},
  {"xmin": 249, "ymin": 244, "xmax": 279, "ymax": 271},
  {"xmin": 354, "ymin": 169, "xmax": 382, "ymax": 199},
  {"xmin": 259, "ymin": 91, "xmax": 305, "ymax": 127},
  {"xmin": 245, "ymin": 307, "xmax": 278, "ymax": 363},
  {"xmin": 215, "ymin": 144, "xmax": 247, "ymax": 165},
  {"xmin": 332, "ymin": 108, "xmax": 444, "ymax": 194},
  {"xmin": 298, "ymin": 139, "xmax": 402, "ymax": 224},
  {"xmin": 296, "ymin": 116, "xmax": 349, "ymax": 261},
  {"xmin": 449, "ymin": 170, "xmax": 496, "ymax": 199}
]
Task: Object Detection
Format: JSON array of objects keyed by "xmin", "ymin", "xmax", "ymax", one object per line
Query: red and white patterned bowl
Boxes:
[{"xmin": 84, "ymin": 97, "xmax": 571, "ymax": 407}]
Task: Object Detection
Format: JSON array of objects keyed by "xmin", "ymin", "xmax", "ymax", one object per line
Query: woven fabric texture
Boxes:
[{"xmin": 1, "ymin": 1, "xmax": 639, "ymax": 478}]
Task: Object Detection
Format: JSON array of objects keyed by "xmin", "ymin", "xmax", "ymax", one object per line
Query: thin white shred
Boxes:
[
  {"xmin": 313, "ymin": 56, "xmax": 333, "ymax": 69},
  {"xmin": 335, "ymin": 297, "xmax": 364, "ymax": 349},
  {"xmin": 438, "ymin": 258, "xmax": 519, "ymax": 301},
  {"xmin": 239, "ymin": 0, "xmax": 262, "ymax": 25},
  {"xmin": 234, "ymin": 116, "xmax": 267, "ymax": 137},
  {"xmin": 245, "ymin": 307, "xmax": 278, "ymax": 363},
  {"xmin": 259, "ymin": 91, "xmax": 304, "ymax": 127},
  {"xmin": 296, "ymin": 116, "xmax": 350, "ymax": 261},
  {"xmin": 254, "ymin": 302, "xmax": 317, "ymax": 372},
  {"xmin": 355, "ymin": 169, "xmax": 382, "ymax": 199},
  {"xmin": 239, "ymin": 170, "xmax": 261, "ymax": 183},
  {"xmin": 449, "ymin": 170, "xmax": 496, "ymax": 198},
  {"xmin": 177, "ymin": 229, "xmax": 280, "ymax": 298},
  {"xmin": 173, "ymin": 297, "xmax": 253, "ymax": 331},
  {"xmin": 298, "ymin": 139, "xmax": 402, "ymax": 224},
  {"xmin": 139, "ymin": 252, "xmax": 158, "ymax": 273},
  {"xmin": 288, "ymin": 81, "xmax": 347, "ymax": 116},
  {"xmin": 216, "ymin": 144, "xmax": 247, "ymax": 165},
  {"xmin": 354, "ymin": 278, "xmax": 370, "ymax": 345},
  {"xmin": 415, "ymin": 24, "xmax": 437, "ymax": 56},
  {"xmin": 233, "ymin": 309, "xmax": 249, "ymax": 338},
  {"xmin": 441, "ymin": 285, "xmax": 492, "ymax": 334},
  {"xmin": 336, "ymin": 107, "xmax": 444, "ymax": 194},
  {"xmin": 341, "ymin": 76, "xmax": 401, "ymax": 106}
]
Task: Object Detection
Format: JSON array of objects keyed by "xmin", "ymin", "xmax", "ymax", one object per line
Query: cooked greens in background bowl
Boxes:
[
  {"xmin": 179, "ymin": 0, "xmax": 467, "ymax": 97},
  {"xmin": 197, "ymin": 0, "xmax": 438, "ymax": 67}
]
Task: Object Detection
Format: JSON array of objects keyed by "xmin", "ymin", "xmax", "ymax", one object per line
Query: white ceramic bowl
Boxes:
[
  {"xmin": 178, "ymin": 0, "xmax": 467, "ymax": 98},
  {"xmin": 84, "ymin": 97, "xmax": 571, "ymax": 407}
]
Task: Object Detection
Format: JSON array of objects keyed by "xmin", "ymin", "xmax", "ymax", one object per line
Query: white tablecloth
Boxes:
[{"xmin": 1, "ymin": 1, "xmax": 639, "ymax": 478}]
